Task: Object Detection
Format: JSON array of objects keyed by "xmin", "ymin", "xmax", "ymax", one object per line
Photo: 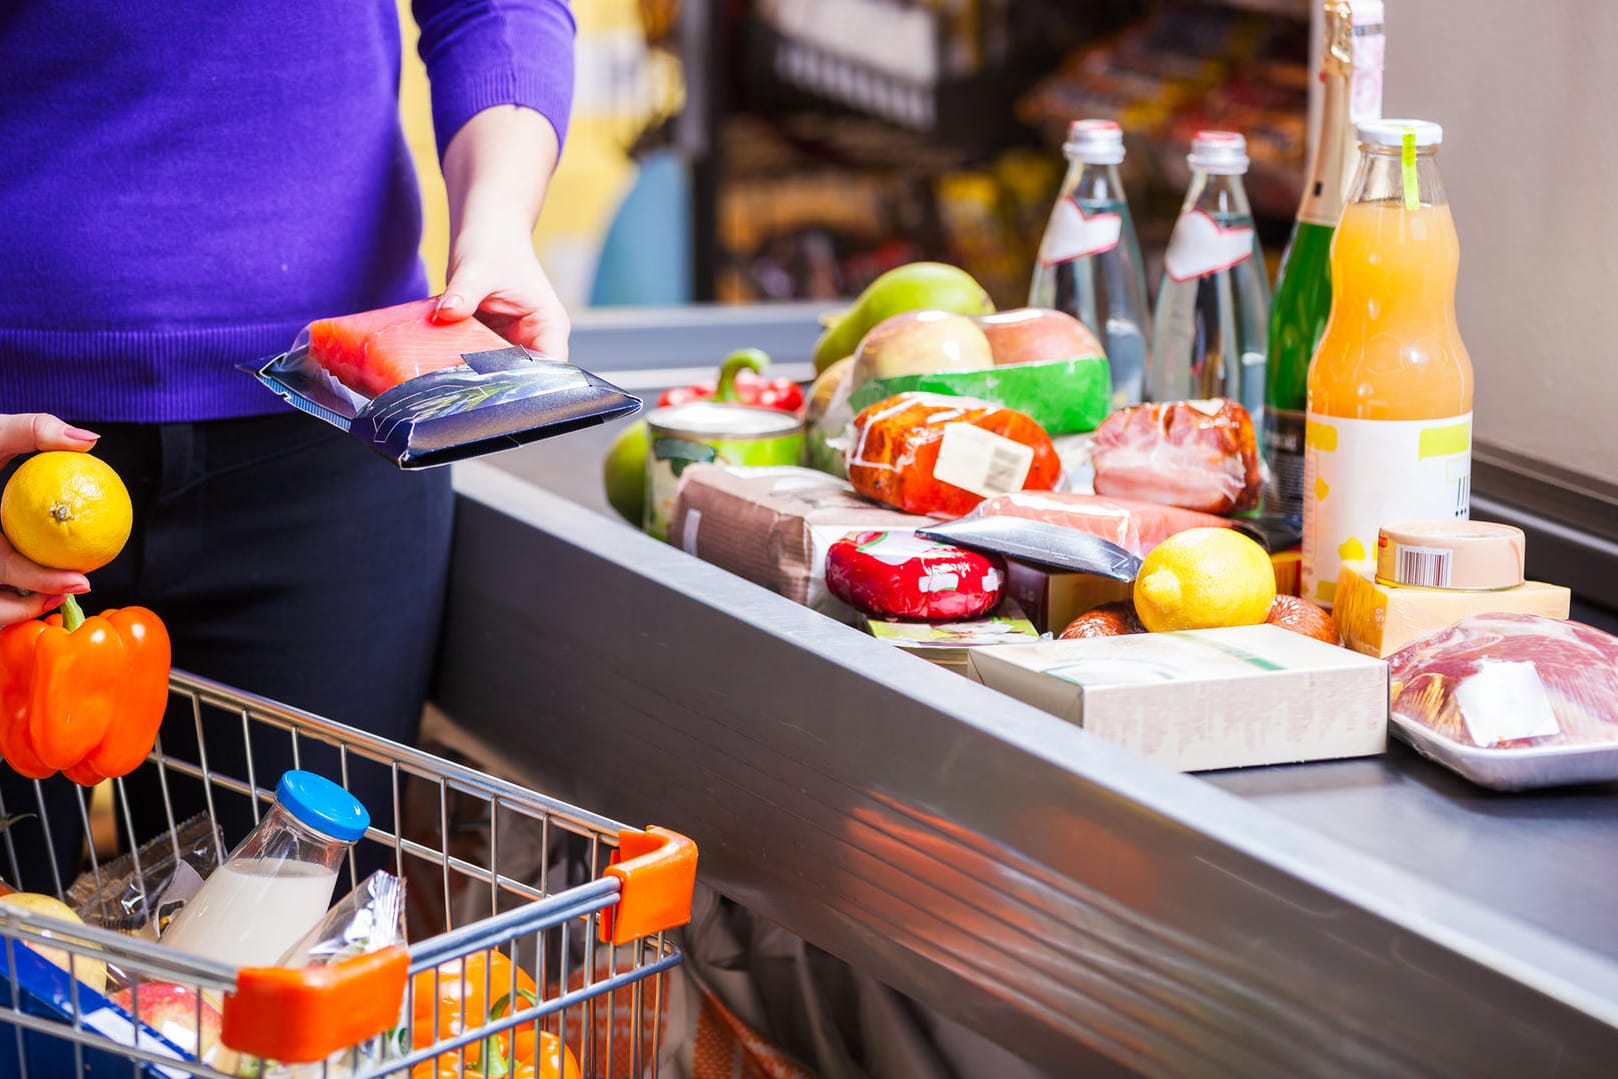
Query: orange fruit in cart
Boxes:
[
  {"xmin": 0, "ymin": 451, "xmax": 132, "ymax": 572},
  {"xmin": 411, "ymin": 950, "xmax": 580, "ymax": 1079}
]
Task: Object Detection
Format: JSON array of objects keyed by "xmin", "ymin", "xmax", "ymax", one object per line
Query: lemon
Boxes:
[
  {"xmin": 1133, "ymin": 527, "xmax": 1276, "ymax": 633},
  {"xmin": 0, "ymin": 892, "xmax": 107, "ymax": 992},
  {"xmin": 0, "ymin": 452, "xmax": 133, "ymax": 572}
]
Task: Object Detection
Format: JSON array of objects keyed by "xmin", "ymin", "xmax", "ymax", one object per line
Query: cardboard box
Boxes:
[
  {"xmin": 967, "ymin": 624, "xmax": 1388, "ymax": 771},
  {"xmin": 1004, "ymin": 562, "xmax": 1133, "ymax": 635},
  {"xmin": 670, "ymin": 465, "xmax": 929, "ymax": 619}
]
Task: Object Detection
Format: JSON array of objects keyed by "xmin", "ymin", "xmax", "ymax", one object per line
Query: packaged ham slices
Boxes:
[
  {"xmin": 1090, "ymin": 399, "xmax": 1263, "ymax": 514},
  {"xmin": 966, "ymin": 491, "xmax": 1230, "ymax": 557},
  {"xmin": 826, "ymin": 530, "xmax": 1006, "ymax": 622},
  {"xmin": 248, "ymin": 298, "xmax": 638, "ymax": 467},
  {"xmin": 1387, "ymin": 613, "xmax": 1618, "ymax": 790},
  {"xmin": 846, "ymin": 393, "xmax": 1061, "ymax": 518}
]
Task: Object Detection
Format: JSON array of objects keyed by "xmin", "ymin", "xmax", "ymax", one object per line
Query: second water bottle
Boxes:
[{"xmin": 1147, "ymin": 131, "xmax": 1270, "ymax": 422}]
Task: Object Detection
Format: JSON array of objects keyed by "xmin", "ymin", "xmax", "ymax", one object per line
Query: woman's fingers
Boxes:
[
  {"xmin": 0, "ymin": 589, "xmax": 65, "ymax": 627},
  {"xmin": 0, "ymin": 414, "xmax": 98, "ymax": 466}
]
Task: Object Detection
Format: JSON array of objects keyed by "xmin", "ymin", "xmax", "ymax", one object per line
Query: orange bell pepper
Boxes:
[
  {"xmin": 0, "ymin": 596, "xmax": 170, "ymax": 785},
  {"xmin": 410, "ymin": 951, "xmax": 580, "ymax": 1079}
]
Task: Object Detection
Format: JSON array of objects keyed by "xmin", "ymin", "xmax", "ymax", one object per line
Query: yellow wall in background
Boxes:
[{"xmin": 396, "ymin": 0, "xmax": 672, "ymax": 305}]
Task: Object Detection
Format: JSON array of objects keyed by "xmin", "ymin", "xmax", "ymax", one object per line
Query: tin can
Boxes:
[{"xmin": 644, "ymin": 401, "xmax": 804, "ymax": 540}]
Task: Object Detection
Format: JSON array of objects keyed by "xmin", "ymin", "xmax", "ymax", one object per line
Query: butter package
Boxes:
[
  {"xmin": 669, "ymin": 464, "xmax": 929, "ymax": 619},
  {"xmin": 1335, "ymin": 560, "xmax": 1571, "ymax": 658},
  {"xmin": 968, "ymin": 624, "xmax": 1388, "ymax": 772}
]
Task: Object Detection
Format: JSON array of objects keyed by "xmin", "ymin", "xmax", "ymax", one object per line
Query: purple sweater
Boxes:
[{"xmin": 0, "ymin": 1, "xmax": 575, "ymax": 423}]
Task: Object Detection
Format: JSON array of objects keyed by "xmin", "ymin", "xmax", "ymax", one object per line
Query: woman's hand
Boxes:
[
  {"xmin": 0, "ymin": 414, "xmax": 97, "ymax": 625},
  {"xmin": 434, "ymin": 106, "xmax": 571, "ymax": 361}
]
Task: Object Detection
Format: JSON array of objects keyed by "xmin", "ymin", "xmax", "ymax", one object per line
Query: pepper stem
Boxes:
[
  {"xmin": 712, "ymin": 349, "xmax": 769, "ymax": 403},
  {"xmin": 60, "ymin": 594, "xmax": 85, "ymax": 632}
]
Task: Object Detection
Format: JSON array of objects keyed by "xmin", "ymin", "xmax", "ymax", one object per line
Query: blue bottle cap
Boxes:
[{"xmin": 275, "ymin": 771, "xmax": 370, "ymax": 843}]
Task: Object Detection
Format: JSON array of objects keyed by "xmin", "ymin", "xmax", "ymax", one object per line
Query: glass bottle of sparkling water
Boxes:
[
  {"xmin": 1264, "ymin": 0, "xmax": 1385, "ymax": 522},
  {"xmin": 1146, "ymin": 131, "xmax": 1270, "ymax": 424},
  {"xmin": 1029, "ymin": 119, "xmax": 1151, "ymax": 409}
]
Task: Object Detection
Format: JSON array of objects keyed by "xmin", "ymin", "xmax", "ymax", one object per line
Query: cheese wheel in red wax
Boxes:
[{"xmin": 825, "ymin": 530, "xmax": 1006, "ymax": 622}]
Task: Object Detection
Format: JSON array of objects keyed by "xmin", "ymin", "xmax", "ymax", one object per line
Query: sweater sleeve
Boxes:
[{"xmin": 411, "ymin": 0, "xmax": 576, "ymax": 159}]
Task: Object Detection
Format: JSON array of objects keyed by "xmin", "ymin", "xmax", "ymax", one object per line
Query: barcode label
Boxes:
[
  {"xmin": 1396, "ymin": 543, "xmax": 1452, "ymax": 588},
  {"xmin": 933, "ymin": 424, "xmax": 1035, "ymax": 498}
]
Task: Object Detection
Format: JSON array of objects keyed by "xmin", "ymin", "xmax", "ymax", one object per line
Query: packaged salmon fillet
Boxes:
[
  {"xmin": 846, "ymin": 393, "xmax": 1060, "ymax": 517},
  {"xmin": 966, "ymin": 490, "xmax": 1230, "ymax": 557},
  {"xmin": 1090, "ymin": 398, "xmax": 1263, "ymax": 514},
  {"xmin": 248, "ymin": 298, "xmax": 638, "ymax": 468}
]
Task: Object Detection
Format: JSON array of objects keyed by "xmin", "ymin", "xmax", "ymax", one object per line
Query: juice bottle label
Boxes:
[
  {"xmin": 1037, "ymin": 196, "xmax": 1122, "ymax": 267},
  {"xmin": 1300, "ymin": 411, "xmax": 1472, "ymax": 607},
  {"xmin": 1162, "ymin": 210, "xmax": 1256, "ymax": 282}
]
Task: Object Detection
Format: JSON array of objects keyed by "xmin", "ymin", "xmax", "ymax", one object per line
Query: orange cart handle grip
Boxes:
[
  {"xmin": 220, "ymin": 944, "xmax": 409, "ymax": 1063},
  {"xmin": 599, "ymin": 826, "xmax": 698, "ymax": 946}
]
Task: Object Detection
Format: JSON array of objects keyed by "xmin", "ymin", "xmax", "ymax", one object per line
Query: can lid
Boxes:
[
  {"xmin": 645, "ymin": 401, "xmax": 802, "ymax": 439},
  {"xmin": 1375, "ymin": 521, "xmax": 1526, "ymax": 591},
  {"xmin": 1187, "ymin": 130, "xmax": 1249, "ymax": 174},
  {"xmin": 1358, "ymin": 119, "xmax": 1443, "ymax": 149},
  {"xmin": 1064, "ymin": 119, "xmax": 1125, "ymax": 165},
  {"xmin": 276, "ymin": 771, "xmax": 370, "ymax": 842}
]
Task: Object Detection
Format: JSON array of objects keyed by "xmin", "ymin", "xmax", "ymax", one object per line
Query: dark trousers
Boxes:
[{"xmin": 0, "ymin": 412, "xmax": 454, "ymax": 893}]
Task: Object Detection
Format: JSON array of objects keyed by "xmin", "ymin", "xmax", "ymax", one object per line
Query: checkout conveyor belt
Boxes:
[{"xmin": 428, "ymin": 305, "xmax": 1618, "ymax": 1078}]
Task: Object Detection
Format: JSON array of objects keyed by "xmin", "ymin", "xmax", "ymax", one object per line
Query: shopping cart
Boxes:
[{"xmin": 0, "ymin": 671, "xmax": 697, "ymax": 1078}]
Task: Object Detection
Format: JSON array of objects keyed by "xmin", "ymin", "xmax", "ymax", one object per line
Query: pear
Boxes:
[
  {"xmin": 601, "ymin": 419, "xmax": 649, "ymax": 526},
  {"xmin": 812, "ymin": 263, "xmax": 993, "ymax": 374}
]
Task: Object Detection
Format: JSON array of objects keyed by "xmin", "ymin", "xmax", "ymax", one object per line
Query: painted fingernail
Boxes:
[{"xmin": 65, "ymin": 426, "xmax": 99, "ymax": 441}]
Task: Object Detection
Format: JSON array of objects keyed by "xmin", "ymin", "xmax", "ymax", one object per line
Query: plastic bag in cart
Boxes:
[{"xmin": 66, "ymin": 812, "xmax": 220, "ymax": 947}]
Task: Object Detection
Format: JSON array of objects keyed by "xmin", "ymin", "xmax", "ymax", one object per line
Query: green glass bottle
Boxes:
[{"xmin": 1264, "ymin": 0, "xmax": 1384, "ymax": 520}]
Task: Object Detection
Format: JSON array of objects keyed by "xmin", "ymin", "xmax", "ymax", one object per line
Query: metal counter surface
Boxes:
[{"xmin": 435, "ymin": 461, "xmax": 1618, "ymax": 1079}]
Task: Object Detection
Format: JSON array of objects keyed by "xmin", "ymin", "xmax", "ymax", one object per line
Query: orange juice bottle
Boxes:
[{"xmin": 1301, "ymin": 120, "xmax": 1473, "ymax": 606}]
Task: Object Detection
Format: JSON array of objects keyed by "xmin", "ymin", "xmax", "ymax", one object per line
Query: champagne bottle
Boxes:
[{"xmin": 1263, "ymin": 0, "xmax": 1385, "ymax": 522}]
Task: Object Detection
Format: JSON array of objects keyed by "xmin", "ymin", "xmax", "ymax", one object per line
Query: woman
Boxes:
[{"xmin": 0, "ymin": 0, "xmax": 576, "ymax": 887}]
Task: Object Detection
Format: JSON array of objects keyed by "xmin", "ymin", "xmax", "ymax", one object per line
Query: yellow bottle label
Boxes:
[{"xmin": 1301, "ymin": 412, "xmax": 1472, "ymax": 607}]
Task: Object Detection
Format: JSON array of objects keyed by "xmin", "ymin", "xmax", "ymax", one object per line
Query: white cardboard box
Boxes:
[{"xmin": 966, "ymin": 624, "xmax": 1388, "ymax": 772}]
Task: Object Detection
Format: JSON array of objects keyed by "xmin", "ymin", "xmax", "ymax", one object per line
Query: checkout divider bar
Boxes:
[{"xmin": 433, "ymin": 461, "xmax": 1618, "ymax": 1079}]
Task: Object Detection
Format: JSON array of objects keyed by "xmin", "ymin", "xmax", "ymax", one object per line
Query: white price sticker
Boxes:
[
  {"xmin": 1454, "ymin": 660, "xmax": 1561, "ymax": 746},
  {"xmin": 933, "ymin": 424, "xmax": 1034, "ymax": 498}
]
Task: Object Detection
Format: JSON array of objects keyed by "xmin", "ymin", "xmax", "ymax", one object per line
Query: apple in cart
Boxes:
[{"xmin": 110, "ymin": 982, "xmax": 235, "ymax": 1070}]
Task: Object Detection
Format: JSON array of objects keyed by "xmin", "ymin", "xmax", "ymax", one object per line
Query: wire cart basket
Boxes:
[{"xmin": 0, "ymin": 671, "xmax": 697, "ymax": 1078}]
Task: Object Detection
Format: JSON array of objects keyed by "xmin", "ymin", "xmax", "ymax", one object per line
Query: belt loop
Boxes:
[{"xmin": 158, "ymin": 422, "xmax": 197, "ymax": 496}]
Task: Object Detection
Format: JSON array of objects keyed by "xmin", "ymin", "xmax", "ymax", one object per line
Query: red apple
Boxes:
[
  {"xmin": 111, "ymin": 982, "xmax": 232, "ymax": 1067},
  {"xmin": 977, "ymin": 308, "xmax": 1105, "ymax": 367}
]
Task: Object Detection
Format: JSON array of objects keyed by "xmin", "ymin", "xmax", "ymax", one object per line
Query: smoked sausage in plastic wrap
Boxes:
[{"xmin": 846, "ymin": 392, "xmax": 1060, "ymax": 517}]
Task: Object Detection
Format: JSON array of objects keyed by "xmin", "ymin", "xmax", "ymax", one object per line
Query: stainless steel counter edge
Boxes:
[{"xmin": 435, "ymin": 460, "xmax": 1618, "ymax": 1078}]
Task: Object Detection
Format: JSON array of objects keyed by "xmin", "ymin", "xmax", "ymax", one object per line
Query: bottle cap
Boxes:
[
  {"xmin": 1358, "ymin": 119, "xmax": 1443, "ymax": 149},
  {"xmin": 1375, "ymin": 521, "xmax": 1526, "ymax": 591},
  {"xmin": 1187, "ymin": 131, "xmax": 1249, "ymax": 174},
  {"xmin": 276, "ymin": 770, "xmax": 370, "ymax": 842},
  {"xmin": 1064, "ymin": 119, "xmax": 1125, "ymax": 165}
]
